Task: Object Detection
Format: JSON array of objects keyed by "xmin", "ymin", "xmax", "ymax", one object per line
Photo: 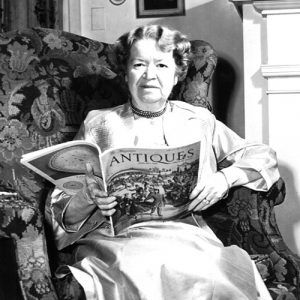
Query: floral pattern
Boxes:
[
  {"xmin": 202, "ymin": 179, "xmax": 300, "ymax": 299},
  {"xmin": 0, "ymin": 194, "xmax": 58, "ymax": 299},
  {"xmin": 8, "ymin": 41, "xmax": 39, "ymax": 73},
  {"xmin": 0, "ymin": 118, "xmax": 33, "ymax": 160},
  {"xmin": 0, "ymin": 27, "xmax": 299, "ymax": 300},
  {"xmin": 43, "ymin": 33, "xmax": 73, "ymax": 52}
]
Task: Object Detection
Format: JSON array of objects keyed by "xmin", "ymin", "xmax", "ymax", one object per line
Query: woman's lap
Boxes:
[{"xmin": 60, "ymin": 221, "xmax": 260, "ymax": 300}]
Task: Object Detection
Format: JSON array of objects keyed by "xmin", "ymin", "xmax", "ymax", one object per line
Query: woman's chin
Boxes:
[{"xmin": 136, "ymin": 94, "xmax": 166, "ymax": 105}]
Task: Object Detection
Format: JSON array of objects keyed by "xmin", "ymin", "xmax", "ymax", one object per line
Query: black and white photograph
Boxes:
[{"xmin": 0, "ymin": 1, "xmax": 299, "ymax": 300}]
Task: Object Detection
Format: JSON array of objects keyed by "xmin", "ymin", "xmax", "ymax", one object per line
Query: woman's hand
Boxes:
[
  {"xmin": 85, "ymin": 163, "xmax": 117, "ymax": 216},
  {"xmin": 189, "ymin": 172, "xmax": 229, "ymax": 211}
]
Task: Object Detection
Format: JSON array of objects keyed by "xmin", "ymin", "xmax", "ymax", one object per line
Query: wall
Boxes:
[{"xmin": 63, "ymin": 0, "xmax": 245, "ymax": 136}]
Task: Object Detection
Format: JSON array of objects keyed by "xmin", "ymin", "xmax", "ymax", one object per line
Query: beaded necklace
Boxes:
[{"xmin": 130, "ymin": 101, "xmax": 168, "ymax": 119}]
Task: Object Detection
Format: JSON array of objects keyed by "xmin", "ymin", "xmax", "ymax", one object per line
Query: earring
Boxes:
[{"xmin": 174, "ymin": 76, "xmax": 178, "ymax": 85}]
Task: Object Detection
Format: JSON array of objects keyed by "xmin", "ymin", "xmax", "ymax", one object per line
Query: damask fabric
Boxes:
[{"xmin": 57, "ymin": 221, "xmax": 268, "ymax": 300}]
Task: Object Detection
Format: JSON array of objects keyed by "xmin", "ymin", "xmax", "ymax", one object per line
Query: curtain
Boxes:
[
  {"xmin": 1, "ymin": 0, "xmax": 63, "ymax": 32},
  {"xmin": 34, "ymin": 0, "xmax": 62, "ymax": 29},
  {"xmin": 0, "ymin": 0, "xmax": 9, "ymax": 32}
]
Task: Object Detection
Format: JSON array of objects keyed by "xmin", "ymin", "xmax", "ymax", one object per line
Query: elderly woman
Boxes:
[{"xmin": 51, "ymin": 25, "xmax": 279, "ymax": 300}]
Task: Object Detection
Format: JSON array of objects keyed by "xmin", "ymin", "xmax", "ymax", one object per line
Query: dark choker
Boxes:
[{"xmin": 130, "ymin": 101, "xmax": 167, "ymax": 119}]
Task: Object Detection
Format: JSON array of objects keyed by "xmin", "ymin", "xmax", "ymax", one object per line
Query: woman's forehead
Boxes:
[{"xmin": 129, "ymin": 39, "xmax": 174, "ymax": 60}]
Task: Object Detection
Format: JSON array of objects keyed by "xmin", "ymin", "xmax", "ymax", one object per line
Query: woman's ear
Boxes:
[{"xmin": 124, "ymin": 75, "xmax": 128, "ymax": 82}]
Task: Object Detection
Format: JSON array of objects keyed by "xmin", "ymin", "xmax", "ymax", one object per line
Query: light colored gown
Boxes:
[{"xmin": 51, "ymin": 101, "xmax": 279, "ymax": 300}]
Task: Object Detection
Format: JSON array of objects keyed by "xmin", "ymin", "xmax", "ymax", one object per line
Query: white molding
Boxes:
[
  {"xmin": 261, "ymin": 8, "xmax": 300, "ymax": 15},
  {"xmin": 231, "ymin": 1, "xmax": 300, "ymax": 14},
  {"xmin": 62, "ymin": 0, "xmax": 70, "ymax": 32},
  {"xmin": 230, "ymin": 0, "xmax": 251, "ymax": 3},
  {"xmin": 253, "ymin": 1, "xmax": 300, "ymax": 12},
  {"xmin": 266, "ymin": 89, "xmax": 300, "ymax": 94},
  {"xmin": 62, "ymin": 0, "xmax": 81, "ymax": 35},
  {"xmin": 261, "ymin": 64, "xmax": 300, "ymax": 77}
]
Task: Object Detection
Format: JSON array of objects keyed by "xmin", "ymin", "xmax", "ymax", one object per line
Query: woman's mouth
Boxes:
[{"xmin": 141, "ymin": 85, "xmax": 159, "ymax": 89}]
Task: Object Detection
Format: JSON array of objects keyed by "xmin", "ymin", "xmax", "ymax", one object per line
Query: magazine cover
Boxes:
[
  {"xmin": 21, "ymin": 140, "xmax": 201, "ymax": 234},
  {"xmin": 100, "ymin": 142, "xmax": 201, "ymax": 234}
]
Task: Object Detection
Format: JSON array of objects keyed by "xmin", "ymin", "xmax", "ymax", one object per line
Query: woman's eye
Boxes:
[
  {"xmin": 157, "ymin": 63, "xmax": 168, "ymax": 68},
  {"xmin": 133, "ymin": 63, "xmax": 145, "ymax": 68}
]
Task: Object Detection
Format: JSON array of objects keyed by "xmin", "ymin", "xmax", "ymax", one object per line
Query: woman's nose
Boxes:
[{"xmin": 144, "ymin": 64, "xmax": 156, "ymax": 79}]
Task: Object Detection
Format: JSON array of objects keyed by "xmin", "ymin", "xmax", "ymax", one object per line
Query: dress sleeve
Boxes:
[
  {"xmin": 50, "ymin": 110, "xmax": 105, "ymax": 229},
  {"xmin": 73, "ymin": 110, "xmax": 103, "ymax": 142},
  {"xmin": 50, "ymin": 188, "xmax": 94, "ymax": 233},
  {"xmin": 212, "ymin": 118, "xmax": 280, "ymax": 191}
]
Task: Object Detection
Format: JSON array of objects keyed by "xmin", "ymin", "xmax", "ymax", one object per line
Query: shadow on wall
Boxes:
[
  {"xmin": 277, "ymin": 163, "xmax": 300, "ymax": 254},
  {"xmin": 211, "ymin": 57, "xmax": 236, "ymax": 125}
]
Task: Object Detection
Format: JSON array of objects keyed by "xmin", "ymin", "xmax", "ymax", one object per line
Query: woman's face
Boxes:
[{"xmin": 126, "ymin": 38, "xmax": 178, "ymax": 111}]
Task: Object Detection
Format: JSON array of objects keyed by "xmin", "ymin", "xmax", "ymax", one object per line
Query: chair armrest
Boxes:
[
  {"xmin": 0, "ymin": 193, "xmax": 58, "ymax": 299},
  {"xmin": 257, "ymin": 179, "xmax": 300, "ymax": 292},
  {"xmin": 202, "ymin": 178, "xmax": 300, "ymax": 296}
]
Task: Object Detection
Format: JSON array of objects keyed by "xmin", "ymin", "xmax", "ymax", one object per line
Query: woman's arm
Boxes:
[
  {"xmin": 191, "ymin": 115, "xmax": 280, "ymax": 211},
  {"xmin": 50, "ymin": 188, "xmax": 96, "ymax": 232},
  {"xmin": 51, "ymin": 164, "xmax": 118, "ymax": 232},
  {"xmin": 213, "ymin": 119, "xmax": 280, "ymax": 191}
]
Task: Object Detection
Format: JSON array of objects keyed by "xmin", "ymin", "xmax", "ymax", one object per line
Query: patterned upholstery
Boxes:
[
  {"xmin": 203, "ymin": 179, "xmax": 300, "ymax": 299},
  {"xmin": 0, "ymin": 27, "xmax": 299, "ymax": 300}
]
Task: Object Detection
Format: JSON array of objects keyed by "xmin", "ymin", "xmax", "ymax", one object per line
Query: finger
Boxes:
[
  {"xmin": 94, "ymin": 197, "xmax": 117, "ymax": 209},
  {"xmin": 194, "ymin": 197, "xmax": 211, "ymax": 211},
  {"xmin": 85, "ymin": 163, "xmax": 102, "ymax": 186},
  {"xmin": 85, "ymin": 163, "xmax": 102, "ymax": 199},
  {"xmin": 85, "ymin": 184, "xmax": 98, "ymax": 199},
  {"xmin": 92, "ymin": 189, "xmax": 109, "ymax": 198},
  {"xmin": 85, "ymin": 164, "xmax": 96, "ymax": 187},
  {"xmin": 192, "ymin": 188, "xmax": 217, "ymax": 211},
  {"xmin": 202, "ymin": 197, "xmax": 220, "ymax": 210},
  {"xmin": 189, "ymin": 183, "xmax": 205, "ymax": 200},
  {"xmin": 98, "ymin": 203, "xmax": 118, "ymax": 212},
  {"xmin": 85, "ymin": 162, "xmax": 94, "ymax": 179},
  {"xmin": 101, "ymin": 208, "xmax": 116, "ymax": 216},
  {"xmin": 198, "ymin": 181, "xmax": 222, "ymax": 202},
  {"xmin": 96, "ymin": 197, "xmax": 118, "ymax": 217}
]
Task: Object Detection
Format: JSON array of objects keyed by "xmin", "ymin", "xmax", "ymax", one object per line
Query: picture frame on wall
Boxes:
[{"xmin": 136, "ymin": 0, "xmax": 185, "ymax": 18}]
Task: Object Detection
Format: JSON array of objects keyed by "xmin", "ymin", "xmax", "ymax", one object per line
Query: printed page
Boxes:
[
  {"xmin": 20, "ymin": 140, "xmax": 104, "ymax": 195},
  {"xmin": 101, "ymin": 141, "xmax": 201, "ymax": 234}
]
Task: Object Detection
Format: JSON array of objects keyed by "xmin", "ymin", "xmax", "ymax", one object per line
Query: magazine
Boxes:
[{"xmin": 21, "ymin": 140, "xmax": 201, "ymax": 235}]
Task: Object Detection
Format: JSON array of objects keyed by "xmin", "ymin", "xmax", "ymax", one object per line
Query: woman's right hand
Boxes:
[{"xmin": 85, "ymin": 163, "xmax": 118, "ymax": 216}]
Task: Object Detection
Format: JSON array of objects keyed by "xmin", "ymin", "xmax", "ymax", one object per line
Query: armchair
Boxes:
[{"xmin": 0, "ymin": 27, "xmax": 299, "ymax": 300}]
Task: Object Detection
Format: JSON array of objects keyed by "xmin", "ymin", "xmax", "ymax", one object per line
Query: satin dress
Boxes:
[{"xmin": 52, "ymin": 101, "xmax": 277, "ymax": 300}]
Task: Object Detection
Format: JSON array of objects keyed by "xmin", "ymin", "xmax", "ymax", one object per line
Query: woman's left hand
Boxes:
[{"xmin": 189, "ymin": 172, "xmax": 229, "ymax": 211}]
